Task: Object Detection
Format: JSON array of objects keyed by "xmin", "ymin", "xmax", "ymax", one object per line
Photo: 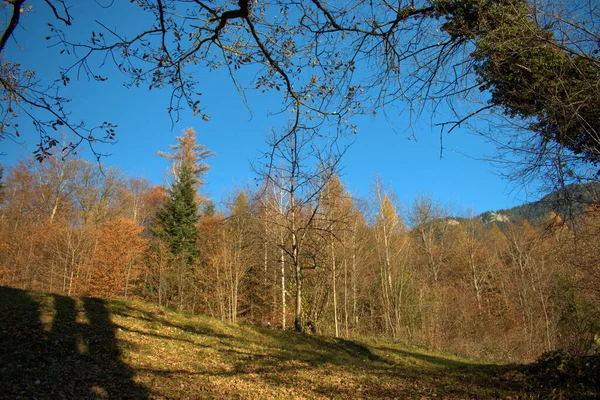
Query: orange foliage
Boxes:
[{"xmin": 89, "ymin": 218, "xmax": 147, "ymax": 298}]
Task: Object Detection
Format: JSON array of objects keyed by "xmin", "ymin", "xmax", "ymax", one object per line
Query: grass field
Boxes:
[{"xmin": 0, "ymin": 286, "xmax": 536, "ymax": 399}]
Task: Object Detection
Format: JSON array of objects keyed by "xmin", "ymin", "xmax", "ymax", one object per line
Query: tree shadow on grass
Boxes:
[
  {"xmin": 0, "ymin": 286, "xmax": 529, "ymax": 399},
  {"xmin": 374, "ymin": 346, "xmax": 475, "ymax": 368},
  {"xmin": 256, "ymin": 329, "xmax": 382, "ymax": 366},
  {"xmin": 226, "ymin": 347, "xmax": 526, "ymax": 399},
  {"xmin": 179, "ymin": 330, "xmax": 528, "ymax": 399},
  {"xmin": 0, "ymin": 286, "xmax": 149, "ymax": 399},
  {"xmin": 110, "ymin": 302, "xmax": 233, "ymax": 341}
]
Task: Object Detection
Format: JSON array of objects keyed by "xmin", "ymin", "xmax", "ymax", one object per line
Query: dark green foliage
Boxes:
[
  {"xmin": 469, "ymin": 0, "xmax": 600, "ymax": 165},
  {"xmin": 437, "ymin": 0, "xmax": 600, "ymax": 167},
  {"xmin": 434, "ymin": 0, "xmax": 491, "ymax": 40},
  {"xmin": 155, "ymin": 161, "xmax": 199, "ymax": 263},
  {"xmin": 202, "ymin": 201, "xmax": 216, "ymax": 217},
  {"xmin": 553, "ymin": 280, "xmax": 600, "ymax": 356},
  {"xmin": 527, "ymin": 350, "xmax": 599, "ymax": 398}
]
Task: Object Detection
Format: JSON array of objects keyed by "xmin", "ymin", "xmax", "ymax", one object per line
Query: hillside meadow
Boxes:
[{"xmin": 6, "ymin": 285, "xmax": 588, "ymax": 400}]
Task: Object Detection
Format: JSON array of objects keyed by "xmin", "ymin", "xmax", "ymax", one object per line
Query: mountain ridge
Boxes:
[{"xmin": 481, "ymin": 182, "xmax": 600, "ymax": 225}]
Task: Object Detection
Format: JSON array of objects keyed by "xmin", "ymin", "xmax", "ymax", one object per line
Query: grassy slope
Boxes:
[{"xmin": 0, "ymin": 286, "xmax": 531, "ymax": 399}]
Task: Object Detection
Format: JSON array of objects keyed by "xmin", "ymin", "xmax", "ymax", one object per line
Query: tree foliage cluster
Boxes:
[
  {"xmin": 1, "ymin": 135, "xmax": 599, "ymax": 363},
  {"xmin": 466, "ymin": 0, "xmax": 600, "ymax": 166},
  {"xmin": 0, "ymin": 156, "xmax": 154, "ymax": 297},
  {"xmin": 154, "ymin": 161, "xmax": 199, "ymax": 264}
]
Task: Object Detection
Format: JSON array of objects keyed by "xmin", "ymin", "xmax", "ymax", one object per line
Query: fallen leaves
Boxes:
[{"xmin": 1, "ymin": 287, "xmax": 535, "ymax": 399}]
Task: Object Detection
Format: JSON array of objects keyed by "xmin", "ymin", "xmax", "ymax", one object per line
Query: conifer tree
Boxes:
[
  {"xmin": 157, "ymin": 128, "xmax": 214, "ymax": 189},
  {"xmin": 155, "ymin": 160, "xmax": 199, "ymax": 264}
]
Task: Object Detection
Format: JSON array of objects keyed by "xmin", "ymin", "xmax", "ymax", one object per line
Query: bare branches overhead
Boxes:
[{"xmin": 0, "ymin": 0, "xmax": 598, "ymax": 197}]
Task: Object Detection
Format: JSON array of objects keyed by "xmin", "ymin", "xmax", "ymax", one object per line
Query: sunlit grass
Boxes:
[{"xmin": 1, "ymin": 286, "xmax": 533, "ymax": 399}]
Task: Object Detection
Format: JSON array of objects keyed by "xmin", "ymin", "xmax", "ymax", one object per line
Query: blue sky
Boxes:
[{"xmin": 1, "ymin": 2, "xmax": 539, "ymax": 214}]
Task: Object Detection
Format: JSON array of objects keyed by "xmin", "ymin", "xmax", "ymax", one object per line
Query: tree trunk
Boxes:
[
  {"xmin": 281, "ymin": 245, "xmax": 286, "ymax": 330},
  {"xmin": 470, "ymin": 253, "xmax": 482, "ymax": 311},
  {"xmin": 125, "ymin": 259, "xmax": 133, "ymax": 299},
  {"xmin": 293, "ymin": 230, "xmax": 302, "ymax": 332},
  {"xmin": 352, "ymin": 224, "xmax": 358, "ymax": 329},
  {"xmin": 263, "ymin": 239, "xmax": 268, "ymax": 324},
  {"xmin": 344, "ymin": 248, "xmax": 349, "ymax": 338},
  {"xmin": 332, "ymin": 239, "xmax": 339, "ymax": 337}
]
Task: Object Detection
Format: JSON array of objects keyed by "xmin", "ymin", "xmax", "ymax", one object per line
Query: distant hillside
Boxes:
[
  {"xmin": 482, "ymin": 182, "xmax": 600, "ymax": 225},
  {"xmin": 0, "ymin": 286, "xmax": 539, "ymax": 399}
]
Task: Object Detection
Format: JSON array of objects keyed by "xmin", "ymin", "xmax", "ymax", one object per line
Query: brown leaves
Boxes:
[{"xmin": 89, "ymin": 218, "xmax": 147, "ymax": 298}]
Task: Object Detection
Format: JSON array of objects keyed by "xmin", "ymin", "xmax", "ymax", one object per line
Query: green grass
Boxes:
[{"xmin": 1, "ymin": 286, "xmax": 533, "ymax": 399}]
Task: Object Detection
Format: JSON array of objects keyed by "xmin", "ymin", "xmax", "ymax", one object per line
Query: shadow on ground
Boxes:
[
  {"xmin": 1, "ymin": 286, "xmax": 531, "ymax": 399},
  {"xmin": 0, "ymin": 286, "xmax": 148, "ymax": 399}
]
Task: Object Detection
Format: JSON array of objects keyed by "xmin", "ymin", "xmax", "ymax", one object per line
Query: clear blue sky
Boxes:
[{"xmin": 1, "ymin": 2, "xmax": 540, "ymax": 214}]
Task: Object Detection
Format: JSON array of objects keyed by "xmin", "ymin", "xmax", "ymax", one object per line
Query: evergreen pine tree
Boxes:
[{"xmin": 155, "ymin": 161, "xmax": 199, "ymax": 264}]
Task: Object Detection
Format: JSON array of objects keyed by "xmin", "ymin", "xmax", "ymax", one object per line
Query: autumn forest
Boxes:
[{"xmin": 1, "ymin": 128, "xmax": 598, "ymax": 366}]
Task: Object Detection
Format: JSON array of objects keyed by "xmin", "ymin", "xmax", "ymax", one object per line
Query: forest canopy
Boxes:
[{"xmin": 1, "ymin": 142, "xmax": 599, "ymax": 361}]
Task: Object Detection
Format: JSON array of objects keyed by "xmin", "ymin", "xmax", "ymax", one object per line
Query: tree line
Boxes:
[{"xmin": 1, "ymin": 128, "xmax": 598, "ymax": 363}]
